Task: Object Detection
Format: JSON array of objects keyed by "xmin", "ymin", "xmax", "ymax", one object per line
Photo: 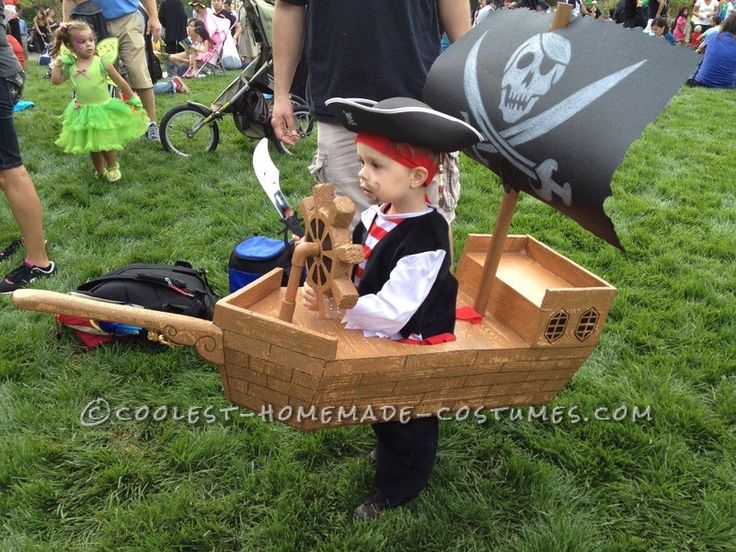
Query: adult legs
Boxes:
[
  {"xmin": 0, "ymin": 166, "xmax": 50, "ymax": 268},
  {"xmin": 134, "ymin": 87, "xmax": 156, "ymax": 122},
  {"xmin": 107, "ymin": 12, "xmax": 156, "ymax": 123},
  {"xmin": 311, "ymin": 122, "xmax": 371, "ymax": 227},
  {"xmin": 168, "ymin": 51, "xmax": 190, "ymax": 65},
  {"xmin": 0, "ymin": 73, "xmax": 50, "ymax": 269}
]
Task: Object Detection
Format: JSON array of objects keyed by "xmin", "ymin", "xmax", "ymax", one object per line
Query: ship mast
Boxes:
[{"xmin": 472, "ymin": 2, "xmax": 574, "ymax": 315}]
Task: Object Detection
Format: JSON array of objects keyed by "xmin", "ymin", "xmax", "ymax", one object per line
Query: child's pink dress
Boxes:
[{"xmin": 673, "ymin": 16, "xmax": 687, "ymax": 42}]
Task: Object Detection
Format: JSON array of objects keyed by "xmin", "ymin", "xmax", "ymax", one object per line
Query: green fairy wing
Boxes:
[{"xmin": 96, "ymin": 38, "xmax": 119, "ymax": 65}]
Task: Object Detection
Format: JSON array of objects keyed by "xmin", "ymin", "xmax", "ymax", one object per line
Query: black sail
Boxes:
[{"xmin": 424, "ymin": 10, "xmax": 699, "ymax": 249}]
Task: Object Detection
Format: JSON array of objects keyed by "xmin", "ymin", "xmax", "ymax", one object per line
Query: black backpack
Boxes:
[{"xmin": 75, "ymin": 261, "xmax": 218, "ymax": 320}]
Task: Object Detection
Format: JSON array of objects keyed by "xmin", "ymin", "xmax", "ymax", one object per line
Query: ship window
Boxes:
[
  {"xmin": 575, "ymin": 308, "xmax": 599, "ymax": 341},
  {"xmin": 544, "ymin": 310, "xmax": 568, "ymax": 343}
]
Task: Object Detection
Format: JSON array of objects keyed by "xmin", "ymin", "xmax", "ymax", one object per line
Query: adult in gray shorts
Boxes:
[
  {"xmin": 271, "ymin": 0, "xmax": 471, "ymax": 226},
  {"xmin": 0, "ymin": 3, "xmax": 56, "ymax": 293}
]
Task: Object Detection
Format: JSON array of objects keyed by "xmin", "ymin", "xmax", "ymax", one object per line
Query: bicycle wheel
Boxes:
[
  {"xmin": 160, "ymin": 104, "xmax": 220, "ymax": 157},
  {"xmin": 274, "ymin": 105, "xmax": 315, "ymax": 156}
]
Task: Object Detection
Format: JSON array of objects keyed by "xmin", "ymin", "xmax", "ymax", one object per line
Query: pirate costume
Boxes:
[{"xmin": 326, "ymin": 97, "xmax": 482, "ymax": 519}]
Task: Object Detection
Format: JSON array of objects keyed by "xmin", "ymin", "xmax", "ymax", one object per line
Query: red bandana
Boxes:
[{"xmin": 355, "ymin": 133, "xmax": 438, "ymax": 186}]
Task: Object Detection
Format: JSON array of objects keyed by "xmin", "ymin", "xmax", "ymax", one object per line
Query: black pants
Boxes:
[
  {"xmin": 165, "ymin": 40, "xmax": 184, "ymax": 55},
  {"xmin": 372, "ymin": 416, "xmax": 439, "ymax": 507}
]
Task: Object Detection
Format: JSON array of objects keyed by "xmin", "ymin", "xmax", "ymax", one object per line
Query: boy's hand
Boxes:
[{"xmin": 301, "ymin": 284, "xmax": 319, "ymax": 311}]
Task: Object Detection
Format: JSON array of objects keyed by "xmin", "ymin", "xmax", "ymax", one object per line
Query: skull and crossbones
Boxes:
[
  {"xmin": 462, "ymin": 29, "xmax": 645, "ymax": 208},
  {"xmin": 499, "ymin": 33, "xmax": 571, "ymax": 124}
]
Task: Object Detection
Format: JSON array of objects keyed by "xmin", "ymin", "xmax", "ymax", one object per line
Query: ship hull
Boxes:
[{"xmin": 214, "ymin": 235, "xmax": 616, "ymax": 430}]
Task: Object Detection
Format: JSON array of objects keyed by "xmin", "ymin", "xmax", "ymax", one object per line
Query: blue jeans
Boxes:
[{"xmin": 153, "ymin": 80, "xmax": 175, "ymax": 95}]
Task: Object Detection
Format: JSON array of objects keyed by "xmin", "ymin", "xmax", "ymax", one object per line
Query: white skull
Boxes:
[{"xmin": 499, "ymin": 33, "xmax": 571, "ymax": 124}]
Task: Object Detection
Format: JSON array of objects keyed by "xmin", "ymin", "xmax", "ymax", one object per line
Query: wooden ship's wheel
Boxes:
[
  {"xmin": 300, "ymin": 184, "xmax": 363, "ymax": 316},
  {"xmin": 278, "ymin": 183, "xmax": 364, "ymax": 322}
]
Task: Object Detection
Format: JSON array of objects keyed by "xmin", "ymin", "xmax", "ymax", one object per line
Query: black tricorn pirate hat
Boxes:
[{"xmin": 325, "ymin": 97, "xmax": 483, "ymax": 153}]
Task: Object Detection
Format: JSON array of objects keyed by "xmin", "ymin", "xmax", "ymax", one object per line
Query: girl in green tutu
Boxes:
[{"xmin": 50, "ymin": 21, "xmax": 148, "ymax": 182}]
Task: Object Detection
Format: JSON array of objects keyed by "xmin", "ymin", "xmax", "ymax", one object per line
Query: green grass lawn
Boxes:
[{"xmin": 1, "ymin": 63, "xmax": 734, "ymax": 551}]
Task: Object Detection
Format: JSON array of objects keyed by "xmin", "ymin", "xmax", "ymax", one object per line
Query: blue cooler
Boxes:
[{"xmin": 228, "ymin": 236, "xmax": 295, "ymax": 293}]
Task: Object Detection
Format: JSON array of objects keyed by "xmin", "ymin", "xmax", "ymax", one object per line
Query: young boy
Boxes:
[{"xmin": 304, "ymin": 97, "xmax": 482, "ymax": 520}]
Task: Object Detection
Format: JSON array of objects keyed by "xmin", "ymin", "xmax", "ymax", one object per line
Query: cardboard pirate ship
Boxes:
[
  {"xmin": 12, "ymin": 6, "xmax": 698, "ymax": 430},
  {"xmin": 12, "ymin": 182, "xmax": 616, "ymax": 430}
]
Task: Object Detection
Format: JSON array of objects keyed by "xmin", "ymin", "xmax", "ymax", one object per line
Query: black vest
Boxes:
[{"xmin": 353, "ymin": 209, "xmax": 458, "ymax": 339}]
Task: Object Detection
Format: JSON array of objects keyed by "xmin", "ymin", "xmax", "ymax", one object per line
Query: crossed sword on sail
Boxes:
[{"xmin": 463, "ymin": 31, "xmax": 645, "ymax": 206}]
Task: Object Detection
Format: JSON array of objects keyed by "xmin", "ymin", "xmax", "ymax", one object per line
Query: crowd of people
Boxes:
[
  {"xmin": 158, "ymin": 0, "xmax": 257, "ymax": 79},
  {"xmin": 471, "ymin": 0, "xmax": 735, "ymax": 88},
  {"xmin": 0, "ymin": 0, "xmax": 733, "ymax": 522}
]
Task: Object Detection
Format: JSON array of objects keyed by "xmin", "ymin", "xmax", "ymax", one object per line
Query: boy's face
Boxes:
[
  {"xmin": 356, "ymin": 143, "xmax": 418, "ymax": 206},
  {"xmin": 652, "ymin": 24, "xmax": 665, "ymax": 36}
]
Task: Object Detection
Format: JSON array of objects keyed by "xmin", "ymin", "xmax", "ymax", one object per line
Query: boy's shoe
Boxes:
[
  {"xmin": 0, "ymin": 238, "xmax": 23, "ymax": 262},
  {"xmin": 171, "ymin": 76, "xmax": 189, "ymax": 94},
  {"xmin": 146, "ymin": 121, "xmax": 160, "ymax": 142},
  {"xmin": 353, "ymin": 496, "xmax": 388, "ymax": 521},
  {"xmin": 369, "ymin": 449, "xmax": 376, "ymax": 464},
  {"xmin": 0, "ymin": 261, "xmax": 56, "ymax": 294},
  {"xmin": 105, "ymin": 164, "xmax": 122, "ymax": 182}
]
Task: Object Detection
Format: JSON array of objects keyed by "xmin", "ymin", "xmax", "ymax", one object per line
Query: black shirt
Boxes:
[{"xmin": 280, "ymin": 0, "xmax": 442, "ymax": 122}]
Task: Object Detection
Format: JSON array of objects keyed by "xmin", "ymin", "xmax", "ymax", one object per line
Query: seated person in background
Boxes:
[
  {"xmin": 688, "ymin": 13, "xmax": 736, "ymax": 88},
  {"xmin": 721, "ymin": 0, "xmax": 735, "ymax": 21},
  {"xmin": 672, "ymin": 7, "xmax": 689, "ymax": 43},
  {"xmin": 588, "ymin": 1, "xmax": 603, "ymax": 18},
  {"xmin": 153, "ymin": 75, "xmax": 190, "ymax": 94},
  {"xmin": 697, "ymin": 14, "xmax": 724, "ymax": 52},
  {"xmin": 697, "ymin": 14, "xmax": 723, "ymax": 48},
  {"xmin": 212, "ymin": 0, "xmax": 239, "ymax": 37},
  {"xmin": 168, "ymin": 18, "xmax": 211, "ymax": 77},
  {"xmin": 302, "ymin": 96, "xmax": 481, "ymax": 520},
  {"xmin": 651, "ymin": 16, "xmax": 677, "ymax": 44},
  {"xmin": 690, "ymin": 24, "xmax": 703, "ymax": 47}
]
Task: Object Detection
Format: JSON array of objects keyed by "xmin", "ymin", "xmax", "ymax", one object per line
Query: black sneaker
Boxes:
[
  {"xmin": 0, "ymin": 238, "xmax": 23, "ymax": 261},
  {"xmin": 0, "ymin": 261, "xmax": 56, "ymax": 294},
  {"xmin": 353, "ymin": 496, "xmax": 388, "ymax": 521}
]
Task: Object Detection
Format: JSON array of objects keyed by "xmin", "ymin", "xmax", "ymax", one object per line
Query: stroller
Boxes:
[{"xmin": 159, "ymin": 0, "xmax": 313, "ymax": 157}]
